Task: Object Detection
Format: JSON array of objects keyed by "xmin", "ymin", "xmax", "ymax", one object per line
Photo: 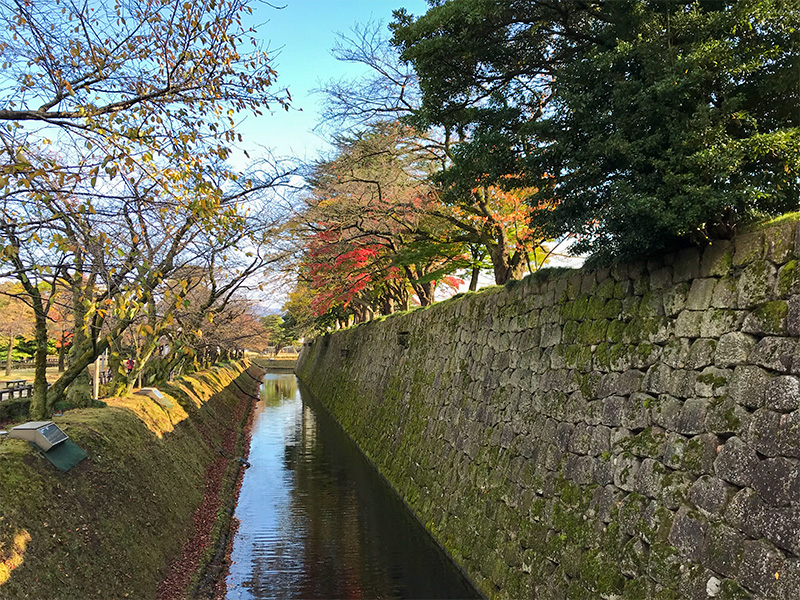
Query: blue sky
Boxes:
[{"xmin": 237, "ymin": 0, "xmax": 429, "ymax": 165}]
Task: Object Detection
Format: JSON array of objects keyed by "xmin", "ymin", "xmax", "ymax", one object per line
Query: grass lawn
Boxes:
[{"xmin": 0, "ymin": 366, "xmax": 63, "ymax": 384}]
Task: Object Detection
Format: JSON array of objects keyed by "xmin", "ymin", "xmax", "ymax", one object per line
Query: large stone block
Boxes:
[
  {"xmin": 612, "ymin": 454, "xmax": 641, "ymax": 491},
  {"xmin": 650, "ymin": 266, "xmax": 673, "ymax": 290},
  {"xmin": 767, "ymin": 221, "xmax": 797, "ymax": 264},
  {"xmin": 742, "ymin": 301, "xmax": 788, "ymax": 335},
  {"xmin": 677, "ymin": 398, "xmax": 709, "ymax": 435},
  {"xmin": 663, "ymin": 282, "xmax": 690, "ymax": 316},
  {"xmin": 704, "ymin": 397, "xmax": 750, "ymax": 437},
  {"xmin": 688, "ymin": 475, "xmax": 735, "ymax": 516},
  {"xmin": 668, "ymin": 506, "xmax": 708, "ymax": 563},
  {"xmin": 675, "ymin": 310, "xmax": 704, "ymax": 338},
  {"xmin": 540, "ymin": 322, "xmax": 562, "ymax": 347},
  {"xmin": 662, "ymin": 337, "xmax": 691, "ymax": 369},
  {"xmin": 728, "ymin": 365, "xmax": 770, "ymax": 408},
  {"xmin": 682, "ymin": 433, "xmax": 721, "ymax": 476},
  {"xmin": 701, "ymin": 240, "xmax": 734, "ymax": 277},
  {"xmin": 700, "ymin": 308, "xmax": 747, "ymax": 337},
  {"xmin": 756, "ymin": 504, "xmax": 800, "ymax": 555},
  {"xmin": 588, "ymin": 425, "xmax": 611, "ymax": 456},
  {"xmin": 674, "ymin": 247, "xmax": 702, "ymax": 283},
  {"xmin": 725, "ymin": 487, "xmax": 763, "ymax": 538},
  {"xmin": 739, "ymin": 539, "xmax": 785, "ymax": 598},
  {"xmin": 686, "ymin": 338, "xmax": 718, "ymax": 369},
  {"xmin": 711, "ymin": 276, "xmax": 738, "ymax": 308},
  {"xmin": 704, "ymin": 522, "xmax": 745, "ymax": 578},
  {"xmin": 733, "ymin": 231, "xmax": 767, "ymax": 267},
  {"xmin": 622, "ymin": 393, "xmax": 653, "ymax": 429},
  {"xmin": 714, "ymin": 331, "xmax": 757, "ymax": 367},
  {"xmin": 751, "ymin": 456, "xmax": 800, "ymax": 507},
  {"xmin": 615, "ymin": 369, "xmax": 644, "ymax": 395},
  {"xmin": 694, "ymin": 366, "xmax": 731, "ymax": 398},
  {"xmin": 663, "ymin": 432, "xmax": 688, "ymax": 470},
  {"xmin": 764, "ymin": 375, "xmax": 800, "ymax": 412},
  {"xmin": 737, "ymin": 260, "xmax": 778, "ymax": 308},
  {"xmin": 773, "ymin": 558, "xmax": 800, "ymax": 600},
  {"xmin": 746, "ymin": 409, "xmax": 800, "ymax": 458},
  {"xmin": 714, "ymin": 436, "xmax": 758, "ymax": 487},
  {"xmin": 644, "ymin": 363, "xmax": 673, "ymax": 395},
  {"xmin": 634, "ymin": 458, "xmax": 667, "ymax": 499},
  {"xmin": 667, "ymin": 369, "xmax": 698, "ymax": 398},
  {"xmin": 652, "ymin": 394, "xmax": 683, "ymax": 431},
  {"xmin": 685, "ymin": 278, "xmax": 717, "ymax": 310}
]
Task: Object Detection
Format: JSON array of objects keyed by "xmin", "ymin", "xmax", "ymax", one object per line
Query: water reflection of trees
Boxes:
[
  {"xmin": 237, "ymin": 375, "xmax": 477, "ymax": 599},
  {"xmin": 279, "ymin": 401, "xmax": 393, "ymax": 600},
  {"xmin": 259, "ymin": 375, "xmax": 297, "ymax": 406}
]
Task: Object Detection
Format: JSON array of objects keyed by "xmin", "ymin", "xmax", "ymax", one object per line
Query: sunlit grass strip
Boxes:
[{"xmin": 0, "ymin": 530, "xmax": 31, "ymax": 586}]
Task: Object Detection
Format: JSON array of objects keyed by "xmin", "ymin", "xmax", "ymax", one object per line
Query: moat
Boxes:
[{"xmin": 225, "ymin": 373, "xmax": 479, "ymax": 599}]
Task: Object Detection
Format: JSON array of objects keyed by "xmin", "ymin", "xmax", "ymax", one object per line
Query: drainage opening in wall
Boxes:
[{"xmin": 397, "ymin": 331, "xmax": 410, "ymax": 348}]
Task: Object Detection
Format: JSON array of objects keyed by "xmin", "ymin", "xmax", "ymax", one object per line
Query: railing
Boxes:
[{"xmin": 0, "ymin": 384, "xmax": 34, "ymax": 402}]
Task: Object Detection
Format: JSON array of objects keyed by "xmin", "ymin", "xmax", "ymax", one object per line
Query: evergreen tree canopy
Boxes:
[{"xmin": 394, "ymin": 0, "xmax": 800, "ymax": 262}]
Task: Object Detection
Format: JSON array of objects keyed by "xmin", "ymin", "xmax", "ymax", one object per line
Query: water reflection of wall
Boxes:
[
  {"xmin": 230, "ymin": 374, "xmax": 477, "ymax": 600},
  {"xmin": 285, "ymin": 396, "xmax": 385, "ymax": 600}
]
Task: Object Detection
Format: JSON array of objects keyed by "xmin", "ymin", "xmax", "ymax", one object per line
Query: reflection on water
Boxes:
[{"xmin": 226, "ymin": 374, "xmax": 480, "ymax": 600}]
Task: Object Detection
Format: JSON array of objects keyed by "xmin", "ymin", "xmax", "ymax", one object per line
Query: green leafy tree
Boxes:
[
  {"xmin": 537, "ymin": 0, "xmax": 800, "ymax": 261},
  {"xmin": 261, "ymin": 315, "xmax": 297, "ymax": 354},
  {"xmin": 393, "ymin": 0, "xmax": 800, "ymax": 262}
]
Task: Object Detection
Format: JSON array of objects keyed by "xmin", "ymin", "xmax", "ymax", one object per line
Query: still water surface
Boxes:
[{"xmin": 225, "ymin": 373, "xmax": 480, "ymax": 600}]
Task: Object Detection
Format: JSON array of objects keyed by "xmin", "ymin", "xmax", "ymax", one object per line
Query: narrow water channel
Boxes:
[{"xmin": 225, "ymin": 373, "xmax": 480, "ymax": 600}]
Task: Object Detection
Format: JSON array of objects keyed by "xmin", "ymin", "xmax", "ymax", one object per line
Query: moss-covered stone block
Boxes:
[
  {"xmin": 766, "ymin": 221, "xmax": 796, "ymax": 264},
  {"xmin": 778, "ymin": 259, "xmax": 800, "ymax": 297},
  {"xmin": 742, "ymin": 300, "xmax": 788, "ymax": 335},
  {"xmin": 594, "ymin": 342, "xmax": 612, "ymax": 371},
  {"xmin": 609, "ymin": 343, "xmax": 635, "ymax": 371},
  {"xmin": 733, "ymin": 231, "xmax": 767, "ymax": 267},
  {"xmin": 596, "ymin": 278, "xmax": 617, "ymax": 299},
  {"xmin": 712, "ymin": 276, "xmax": 738, "ymax": 308},
  {"xmin": 686, "ymin": 277, "xmax": 717, "ymax": 310},
  {"xmin": 606, "ymin": 319, "xmax": 626, "ymax": 344},
  {"xmin": 700, "ymin": 308, "xmax": 747, "ymax": 338},
  {"xmin": 586, "ymin": 295, "xmax": 608, "ymax": 319},
  {"xmin": 601, "ymin": 298, "xmax": 623, "ymax": 319},
  {"xmin": 737, "ymin": 260, "xmax": 778, "ymax": 308},
  {"xmin": 701, "ymin": 240, "xmax": 734, "ymax": 277},
  {"xmin": 675, "ymin": 310, "xmax": 704, "ymax": 337},
  {"xmin": 663, "ymin": 282, "xmax": 690, "ymax": 316},
  {"xmin": 579, "ymin": 548, "xmax": 626, "ymax": 596},
  {"xmin": 639, "ymin": 290, "xmax": 664, "ymax": 317}
]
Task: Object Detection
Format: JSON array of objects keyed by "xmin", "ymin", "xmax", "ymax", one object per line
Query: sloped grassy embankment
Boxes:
[{"xmin": 0, "ymin": 360, "xmax": 264, "ymax": 599}]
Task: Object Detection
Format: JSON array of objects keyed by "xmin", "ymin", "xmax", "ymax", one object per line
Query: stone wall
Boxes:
[{"xmin": 296, "ymin": 221, "xmax": 800, "ymax": 600}]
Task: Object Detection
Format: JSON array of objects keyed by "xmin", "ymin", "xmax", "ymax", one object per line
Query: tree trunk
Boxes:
[
  {"xmin": 109, "ymin": 348, "xmax": 129, "ymax": 397},
  {"xmin": 66, "ymin": 287, "xmax": 93, "ymax": 408},
  {"xmin": 469, "ymin": 266, "xmax": 480, "ymax": 292},
  {"xmin": 58, "ymin": 336, "xmax": 66, "ymax": 372},
  {"xmin": 489, "ymin": 237, "xmax": 526, "ymax": 285},
  {"xmin": 29, "ymin": 309, "xmax": 50, "ymax": 420},
  {"xmin": 414, "ymin": 281, "xmax": 435, "ymax": 306},
  {"xmin": 5, "ymin": 335, "xmax": 13, "ymax": 376}
]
